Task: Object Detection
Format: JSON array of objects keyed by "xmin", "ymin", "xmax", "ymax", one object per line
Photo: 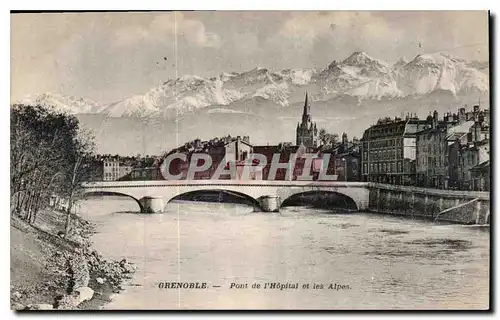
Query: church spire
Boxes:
[
  {"xmin": 302, "ymin": 92, "xmax": 310, "ymax": 120},
  {"xmin": 296, "ymin": 91, "xmax": 318, "ymax": 147}
]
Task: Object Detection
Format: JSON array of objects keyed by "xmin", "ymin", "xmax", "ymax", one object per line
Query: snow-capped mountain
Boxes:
[
  {"xmin": 100, "ymin": 51, "xmax": 487, "ymax": 119},
  {"xmin": 104, "ymin": 75, "xmax": 245, "ymax": 118},
  {"xmin": 314, "ymin": 52, "xmax": 402, "ymax": 99},
  {"xmin": 15, "ymin": 51, "xmax": 489, "ymax": 120},
  {"xmin": 395, "ymin": 53, "xmax": 489, "ymax": 96},
  {"xmin": 15, "ymin": 93, "xmax": 104, "ymax": 114}
]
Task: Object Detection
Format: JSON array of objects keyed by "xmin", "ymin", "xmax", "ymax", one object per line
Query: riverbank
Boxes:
[{"xmin": 10, "ymin": 208, "xmax": 136, "ymax": 311}]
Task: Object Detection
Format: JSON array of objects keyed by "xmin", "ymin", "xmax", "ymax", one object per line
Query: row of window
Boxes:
[
  {"xmin": 132, "ymin": 171, "xmax": 151, "ymax": 178},
  {"xmin": 363, "ymin": 149, "xmax": 404, "ymax": 161},
  {"xmin": 103, "ymin": 172, "xmax": 120, "ymax": 181},
  {"xmin": 104, "ymin": 172, "xmax": 119, "ymax": 177},
  {"xmin": 364, "ymin": 138, "xmax": 403, "ymax": 149},
  {"xmin": 368, "ymin": 125, "xmax": 405, "ymax": 138},
  {"xmin": 418, "ymin": 144, "xmax": 444, "ymax": 154},
  {"xmin": 104, "ymin": 162, "xmax": 119, "ymax": 167},
  {"xmin": 363, "ymin": 161, "xmax": 403, "ymax": 174}
]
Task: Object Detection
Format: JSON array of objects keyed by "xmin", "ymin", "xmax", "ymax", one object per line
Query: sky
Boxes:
[{"xmin": 11, "ymin": 11, "xmax": 489, "ymax": 104}]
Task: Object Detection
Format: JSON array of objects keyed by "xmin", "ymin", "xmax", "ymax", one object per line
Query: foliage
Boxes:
[
  {"xmin": 318, "ymin": 128, "xmax": 339, "ymax": 148},
  {"xmin": 10, "ymin": 104, "xmax": 95, "ymax": 231}
]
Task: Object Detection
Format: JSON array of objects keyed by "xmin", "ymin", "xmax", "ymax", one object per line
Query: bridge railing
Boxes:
[{"xmin": 81, "ymin": 180, "xmax": 370, "ymax": 188}]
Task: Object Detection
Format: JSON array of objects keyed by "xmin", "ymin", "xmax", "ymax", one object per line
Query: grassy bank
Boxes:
[{"xmin": 10, "ymin": 208, "xmax": 136, "ymax": 311}]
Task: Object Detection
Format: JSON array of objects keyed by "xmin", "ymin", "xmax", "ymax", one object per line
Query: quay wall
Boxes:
[{"xmin": 367, "ymin": 183, "xmax": 490, "ymax": 224}]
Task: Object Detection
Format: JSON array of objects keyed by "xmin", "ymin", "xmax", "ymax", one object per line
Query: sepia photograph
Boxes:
[{"xmin": 9, "ymin": 10, "xmax": 490, "ymax": 311}]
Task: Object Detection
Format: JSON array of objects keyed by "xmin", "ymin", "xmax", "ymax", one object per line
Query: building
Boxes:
[
  {"xmin": 158, "ymin": 135, "xmax": 256, "ymax": 180},
  {"xmin": 334, "ymin": 133, "xmax": 361, "ymax": 182},
  {"xmin": 224, "ymin": 136, "xmax": 252, "ymax": 162},
  {"xmin": 458, "ymin": 139, "xmax": 490, "ymax": 190},
  {"xmin": 470, "ymin": 160, "xmax": 490, "ymax": 191},
  {"xmin": 296, "ymin": 93, "xmax": 318, "ymax": 148},
  {"xmin": 361, "ymin": 116, "xmax": 430, "ymax": 185},
  {"xmin": 124, "ymin": 167, "xmax": 163, "ymax": 181},
  {"xmin": 416, "ymin": 105, "xmax": 489, "ymax": 189},
  {"xmin": 103, "ymin": 158, "xmax": 120, "ymax": 181},
  {"xmin": 119, "ymin": 165, "xmax": 133, "ymax": 179},
  {"xmin": 415, "ymin": 111, "xmax": 474, "ymax": 189},
  {"xmin": 252, "ymin": 144, "xmax": 301, "ymax": 181},
  {"xmin": 320, "ymin": 133, "xmax": 360, "ymax": 181}
]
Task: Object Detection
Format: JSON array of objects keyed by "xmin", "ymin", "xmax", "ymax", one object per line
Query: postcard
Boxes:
[{"xmin": 10, "ymin": 10, "xmax": 490, "ymax": 310}]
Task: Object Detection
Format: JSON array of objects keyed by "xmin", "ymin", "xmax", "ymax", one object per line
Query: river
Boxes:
[{"xmin": 77, "ymin": 197, "xmax": 490, "ymax": 310}]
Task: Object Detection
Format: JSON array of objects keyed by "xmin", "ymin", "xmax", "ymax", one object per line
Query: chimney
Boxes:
[
  {"xmin": 443, "ymin": 112, "xmax": 449, "ymax": 123},
  {"xmin": 473, "ymin": 105, "xmax": 480, "ymax": 113},
  {"xmin": 194, "ymin": 138, "xmax": 201, "ymax": 149},
  {"xmin": 342, "ymin": 132, "xmax": 348, "ymax": 146},
  {"xmin": 478, "ymin": 112, "xmax": 485, "ymax": 124},
  {"xmin": 432, "ymin": 110, "xmax": 438, "ymax": 129},
  {"xmin": 469, "ymin": 122, "xmax": 481, "ymax": 142},
  {"xmin": 457, "ymin": 107, "xmax": 466, "ymax": 123}
]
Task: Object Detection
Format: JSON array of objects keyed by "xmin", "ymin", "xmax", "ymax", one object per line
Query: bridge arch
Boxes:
[
  {"xmin": 280, "ymin": 190, "xmax": 359, "ymax": 211},
  {"xmin": 167, "ymin": 189, "xmax": 262, "ymax": 210},
  {"xmin": 82, "ymin": 191, "xmax": 144, "ymax": 212}
]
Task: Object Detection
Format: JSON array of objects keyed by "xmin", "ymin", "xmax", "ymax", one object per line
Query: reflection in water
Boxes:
[{"xmin": 77, "ymin": 196, "xmax": 489, "ymax": 310}]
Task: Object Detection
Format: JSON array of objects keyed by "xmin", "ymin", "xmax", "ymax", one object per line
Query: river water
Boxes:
[{"xmin": 77, "ymin": 197, "xmax": 490, "ymax": 310}]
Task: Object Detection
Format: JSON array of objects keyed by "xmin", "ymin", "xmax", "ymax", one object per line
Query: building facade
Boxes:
[
  {"xmin": 416, "ymin": 105, "xmax": 489, "ymax": 189},
  {"xmin": 224, "ymin": 136, "xmax": 252, "ymax": 162},
  {"xmin": 361, "ymin": 116, "xmax": 430, "ymax": 185},
  {"xmin": 470, "ymin": 160, "xmax": 490, "ymax": 191},
  {"xmin": 296, "ymin": 93, "xmax": 318, "ymax": 148},
  {"xmin": 458, "ymin": 140, "xmax": 490, "ymax": 190},
  {"xmin": 320, "ymin": 133, "xmax": 360, "ymax": 182},
  {"xmin": 103, "ymin": 159, "xmax": 120, "ymax": 181}
]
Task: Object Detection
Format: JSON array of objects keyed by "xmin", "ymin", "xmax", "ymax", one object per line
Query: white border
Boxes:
[{"xmin": 2, "ymin": 1, "xmax": 498, "ymax": 319}]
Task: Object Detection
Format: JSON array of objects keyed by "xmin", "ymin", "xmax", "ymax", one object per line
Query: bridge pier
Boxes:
[
  {"xmin": 139, "ymin": 196, "xmax": 165, "ymax": 213},
  {"xmin": 259, "ymin": 195, "xmax": 280, "ymax": 212}
]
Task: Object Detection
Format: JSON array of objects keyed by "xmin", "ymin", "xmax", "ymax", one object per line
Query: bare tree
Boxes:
[
  {"xmin": 10, "ymin": 105, "xmax": 95, "ymax": 230},
  {"xmin": 62, "ymin": 128, "xmax": 95, "ymax": 235}
]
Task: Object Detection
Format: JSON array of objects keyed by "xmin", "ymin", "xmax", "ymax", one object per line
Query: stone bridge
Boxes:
[{"xmin": 81, "ymin": 180, "xmax": 371, "ymax": 213}]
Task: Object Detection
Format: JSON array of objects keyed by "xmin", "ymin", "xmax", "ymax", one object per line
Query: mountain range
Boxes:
[{"xmin": 15, "ymin": 51, "xmax": 490, "ymax": 155}]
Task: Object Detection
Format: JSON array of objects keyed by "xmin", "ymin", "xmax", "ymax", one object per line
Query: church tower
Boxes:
[{"xmin": 296, "ymin": 92, "xmax": 318, "ymax": 147}]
